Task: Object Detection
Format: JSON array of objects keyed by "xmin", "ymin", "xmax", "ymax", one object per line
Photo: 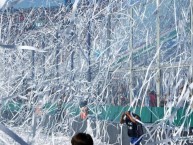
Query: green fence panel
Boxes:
[
  {"xmin": 98, "ymin": 105, "xmax": 105, "ymax": 120},
  {"xmin": 114, "ymin": 105, "xmax": 128, "ymax": 122},
  {"xmin": 98, "ymin": 105, "xmax": 104, "ymax": 118},
  {"xmin": 172, "ymin": 107, "xmax": 192, "ymax": 127},
  {"xmin": 112, "ymin": 105, "xmax": 122, "ymax": 122},
  {"xmin": 61, "ymin": 103, "xmax": 79, "ymax": 116},
  {"xmin": 185, "ymin": 115, "xmax": 192, "ymax": 128},
  {"xmin": 43, "ymin": 102, "xmax": 58, "ymax": 115},
  {"xmin": 3, "ymin": 101, "xmax": 193, "ymax": 127},
  {"xmin": 7, "ymin": 102, "xmax": 21, "ymax": 112},
  {"xmin": 103, "ymin": 105, "xmax": 111, "ymax": 120},
  {"xmin": 175, "ymin": 107, "xmax": 192, "ymax": 128},
  {"xmin": 151, "ymin": 107, "xmax": 164, "ymax": 123},
  {"xmin": 174, "ymin": 107, "xmax": 186, "ymax": 126},
  {"xmin": 190, "ymin": 113, "xmax": 193, "ymax": 127},
  {"xmin": 106, "ymin": 105, "xmax": 115, "ymax": 121},
  {"xmin": 135, "ymin": 107, "xmax": 152, "ymax": 123}
]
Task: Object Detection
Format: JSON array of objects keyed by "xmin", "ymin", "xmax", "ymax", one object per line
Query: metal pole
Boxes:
[
  {"xmin": 87, "ymin": 21, "xmax": 91, "ymax": 82},
  {"xmin": 129, "ymin": 8, "xmax": 133, "ymax": 105},
  {"xmin": 42, "ymin": 36, "xmax": 45, "ymax": 75},
  {"xmin": 106, "ymin": 11, "xmax": 112, "ymax": 105},
  {"xmin": 156, "ymin": 0, "xmax": 161, "ymax": 106},
  {"xmin": 106, "ymin": 13, "xmax": 111, "ymax": 57},
  {"xmin": 71, "ymin": 51, "xmax": 75, "ymax": 81},
  {"xmin": 71, "ymin": 51, "xmax": 74, "ymax": 70},
  {"xmin": 22, "ymin": 42, "xmax": 25, "ymax": 95},
  {"xmin": 55, "ymin": 31, "xmax": 59, "ymax": 82},
  {"xmin": 31, "ymin": 43, "xmax": 35, "ymax": 80},
  {"xmin": 191, "ymin": 0, "xmax": 193, "ymax": 82}
]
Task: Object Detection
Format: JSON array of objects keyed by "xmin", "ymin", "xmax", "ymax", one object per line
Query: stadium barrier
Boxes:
[{"xmin": 1, "ymin": 101, "xmax": 193, "ymax": 127}]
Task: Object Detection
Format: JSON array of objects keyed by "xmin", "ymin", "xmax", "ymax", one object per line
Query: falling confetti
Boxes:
[{"xmin": 0, "ymin": 0, "xmax": 192, "ymax": 145}]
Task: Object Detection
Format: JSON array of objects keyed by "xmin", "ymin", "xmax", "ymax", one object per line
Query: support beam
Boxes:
[
  {"xmin": 71, "ymin": 51, "xmax": 75, "ymax": 81},
  {"xmin": 55, "ymin": 31, "xmax": 60, "ymax": 82},
  {"xmin": 156, "ymin": 0, "xmax": 161, "ymax": 106},
  {"xmin": 21, "ymin": 42, "xmax": 25, "ymax": 95},
  {"xmin": 42, "ymin": 36, "xmax": 45, "ymax": 75},
  {"xmin": 87, "ymin": 21, "xmax": 91, "ymax": 82},
  {"xmin": 31, "ymin": 49, "xmax": 35, "ymax": 80},
  {"xmin": 129, "ymin": 8, "xmax": 133, "ymax": 105},
  {"xmin": 106, "ymin": 13, "xmax": 111, "ymax": 57},
  {"xmin": 191, "ymin": 0, "xmax": 193, "ymax": 82}
]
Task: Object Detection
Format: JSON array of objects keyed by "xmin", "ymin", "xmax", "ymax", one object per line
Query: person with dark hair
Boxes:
[
  {"xmin": 120, "ymin": 111, "xmax": 143, "ymax": 145},
  {"xmin": 71, "ymin": 133, "xmax": 93, "ymax": 145}
]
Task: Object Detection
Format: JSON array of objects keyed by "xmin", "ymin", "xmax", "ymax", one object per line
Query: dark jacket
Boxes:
[{"xmin": 125, "ymin": 113, "xmax": 143, "ymax": 138}]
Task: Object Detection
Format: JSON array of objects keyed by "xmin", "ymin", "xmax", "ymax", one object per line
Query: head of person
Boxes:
[{"xmin": 71, "ymin": 133, "xmax": 93, "ymax": 145}]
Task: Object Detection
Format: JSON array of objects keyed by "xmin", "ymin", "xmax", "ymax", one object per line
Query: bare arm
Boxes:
[
  {"xmin": 125, "ymin": 112, "xmax": 139, "ymax": 124},
  {"xmin": 120, "ymin": 113, "xmax": 125, "ymax": 124}
]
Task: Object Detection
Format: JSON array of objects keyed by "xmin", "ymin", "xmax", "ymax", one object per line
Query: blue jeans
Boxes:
[{"xmin": 130, "ymin": 137, "xmax": 141, "ymax": 145}]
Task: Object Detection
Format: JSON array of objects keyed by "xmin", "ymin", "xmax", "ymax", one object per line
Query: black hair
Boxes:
[{"xmin": 71, "ymin": 133, "xmax": 93, "ymax": 145}]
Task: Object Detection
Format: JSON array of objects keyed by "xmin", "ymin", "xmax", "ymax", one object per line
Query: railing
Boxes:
[{"xmin": 1, "ymin": 101, "xmax": 193, "ymax": 127}]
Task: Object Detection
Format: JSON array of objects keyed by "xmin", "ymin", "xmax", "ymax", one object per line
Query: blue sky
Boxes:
[
  {"xmin": 14, "ymin": 0, "xmax": 140, "ymax": 9},
  {"xmin": 14, "ymin": 0, "xmax": 66, "ymax": 8}
]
